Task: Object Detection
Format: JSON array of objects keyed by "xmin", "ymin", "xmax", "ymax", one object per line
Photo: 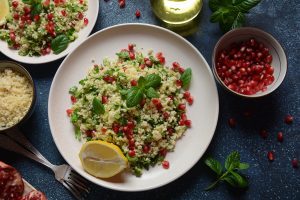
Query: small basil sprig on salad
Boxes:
[
  {"xmin": 125, "ymin": 74, "xmax": 161, "ymax": 108},
  {"xmin": 22, "ymin": 0, "xmax": 42, "ymax": 17},
  {"xmin": 209, "ymin": 0, "xmax": 261, "ymax": 32},
  {"xmin": 204, "ymin": 151, "xmax": 249, "ymax": 190},
  {"xmin": 51, "ymin": 35, "xmax": 70, "ymax": 54},
  {"xmin": 180, "ymin": 68, "xmax": 192, "ymax": 90}
]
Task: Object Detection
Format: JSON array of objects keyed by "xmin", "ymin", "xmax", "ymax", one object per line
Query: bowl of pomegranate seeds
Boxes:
[{"xmin": 212, "ymin": 27, "xmax": 287, "ymax": 97}]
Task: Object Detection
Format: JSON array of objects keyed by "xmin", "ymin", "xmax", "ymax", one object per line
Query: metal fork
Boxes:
[{"xmin": 0, "ymin": 129, "xmax": 90, "ymax": 200}]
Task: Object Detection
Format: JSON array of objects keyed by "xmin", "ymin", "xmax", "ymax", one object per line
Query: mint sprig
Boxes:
[
  {"xmin": 125, "ymin": 74, "xmax": 161, "ymax": 107},
  {"xmin": 204, "ymin": 151, "xmax": 249, "ymax": 190},
  {"xmin": 209, "ymin": 0, "xmax": 261, "ymax": 32}
]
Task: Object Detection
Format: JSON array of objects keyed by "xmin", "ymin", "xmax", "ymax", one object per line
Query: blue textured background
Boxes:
[{"xmin": 1, "ymin": 0, "xmax": 299, "ymax": 199}]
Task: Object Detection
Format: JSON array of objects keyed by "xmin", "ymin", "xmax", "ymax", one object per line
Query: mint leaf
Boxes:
[
  {"xmin": 145, "ymin": 74, "xmax": 161, "ymax": 88},
  {"xmin": 225, "ymin": 151, "xmax": 240, "ymax": 171},
  {"xmin": 138, "ymin": 76, "xmax": 146, "ymax": 87},
  {"xmin": 31, "ymin": 3, "xmax": 42, "ymax": 17},
  {"xmin": 180, "ymin": 68, "xmax": 192, "ymax": 90},
  {"xmin": 230, "ymin": 171, "xmax": 248, "ymax": 188},
  {"xmin": 126, "ymin": 87, "xmax": 144, "ymax": 108},
  {"xmin": 51, "ymin": 35, "xmax": 69, "ymax": 54},
  {"xmin": 234, "ymin": 0, "xmax": 261, "ymax": 13},
  {"xmin": 205, "ymin": 157, "xmax": 223, "ymax": 176},
  {"xmin": 116, "ymin": 51, "xmax": 129, "ymax": 60},
  {"xmin": 92, "ymin": 97, "xmax": 105, "ymax": 115},
  {"xmin": 146, "ymin": 87, "xmax": 159, "ymax": 99}
]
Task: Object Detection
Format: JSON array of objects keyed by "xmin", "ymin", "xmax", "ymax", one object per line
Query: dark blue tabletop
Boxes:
[{"xmin": 1, "ymin": 0, "xmax": 299, "ymax": 199}]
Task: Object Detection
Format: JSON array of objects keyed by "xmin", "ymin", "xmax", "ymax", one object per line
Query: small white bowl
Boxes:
[{"xmin": 212, "ymin": 27, "xmax": 287, "ymax": 98}]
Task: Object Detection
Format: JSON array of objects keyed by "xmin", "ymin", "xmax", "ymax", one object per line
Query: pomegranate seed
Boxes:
[
  {"xmin": 23, "ymin": 7, "xmax": 31, "ymax": 14},
  {"xmin": 130, "ymin": 79, "xmax": 137, "ymax": 86},
  {"xmin": 184, "ymin": 120, "xmax": 192, "ymax": 127},
  {"xmin": 119, "ymin": 0, "xmax": 125, "ymax": 8},
  {"xmin": 83, "ymin": 18, "xmax": 88, "ymax": 26},
  {"xmin": 128, "ymin": 43, "xmax": 134, "ymax": 51},
  {"xmin": 187, "ymin": 96, "xmax": 193, "ymax": 105},
  {"xmin": 47, "ymin": 13, "xmax": 54, "ymax": 21},
  {"xmin": 159, "ymin": 148, "xmax": 167, "ymax": 157},
  {"xmin": 228, "ymin": 118, "xmax": 236, "ymax": 128},
  {"xmin": 292, "ymin": 158, "xmax": 298, "ymax": 168},
  {"xmin": 140, "ymin": 98, "xmax": 146, "ymax": 107},
  {"xmin": 176, "ymin": 80, "xmax": 182, "ymax": 87},
  {"xmin": 71, "ymin": 96, "xmax": 77, "ymax": 104},
  {"xmin": 127, "ymin": 120, "xmax": 135, "ymax": 129},
  {"xmin": 101, "ymin": 96, "xmax": 108, "ymax": 104},
  {"xmin": 152, "ymin": 98, "xmax": 160, "ymax": 105},
  {"xmin": 34, "ymin": 15, "xmax": 40, "ymax": 22},
  {"xmin": 267, "ymin": 151, "xmax": 274, "ymax": 161},
  {"xmin": 178, "ymin": 119, "xmax": 185, "ymax": 126},
  {"xmin": 145, "ymin": 60, "xmax": 152, "ymax": 67},
  {"xmin": 168, "ymin": 95, "xmax": 174, "ymax": 100},
  {"xmin": 135, "ymin": 9, "xmax": 141, "ymax": 18},
  {"xmin": 143, "ymin": 145, "xmax": 150, "ymax": 153},
  {"xmin": 156, "ymin": 52, "xmax": 165, "ymax": 64},
  {"xmin": 183, "ymin": 91, "xmax": 191, "ymax": 99},
  {"xmin": 129, "ymin": 138, "xmax": 135, "ymax": 147},
  {"xmin": 180, "ymin": 113, "xmax": 187, "ymax": 121},
  {"xmin": 13, "ymin": 13, "xmax": 19, "ymax": 20},
  {"xmin": 61, "ymin": 10, "xmax": 67, "ymax": 16},
  {"xmin": 162, "ymin": 160, "xmax": 170, "ymax": 169},
  {"xmin": 277, "ymin": 132, "xmax": 283, "ymax": 142},
  {"xmin": 259, "ymin": 129, "xmax": 268, "ymax": 139},
  {"xmin": 129, "ymin": 51, "xmax": 135, "ymax": 59},
  {"xmin": 178, "ymin": 67, "xmax": 185, "ymax": 74},
  {"xmin": 112, "ymin": 122, "xmax": 120, "ymax": 133},
  {"xmin": 172, "ymin": 62, "xmax": 180, "ymax": 70},
  {"xmin": 140, "ymin": 64, "xmax": 145, "ymax": 69},
  {"xmin": 163, "ymin": 112, "xmax": 169, "ymax": 119},
  {"xmin": 167, "ymin": 127, "xmax": 174, "ymax": 135},
  {"xmin": 155, "ymin": 103, "xmax": 163, "ymax": 111},
  {"xmin": 66, "ymin": 109, "xmax": 73, "ymax": 116},
  {"xmin": 12, "ymin": 1, "xmax": 18, "ymax": 8},
  {"xmin": 103, "ymin": 75, "xmax": 115, "ymax": 83},
  {"xmin": 78, "ymin": 12, "xmax": 84, "ymax": 20},
  {"xmin": 9, "ymin": 32, "xmax": 16, "ymax": 41},
  {"xmin": 101, "ymin": 127, "xmax": 107, "ymax": 133},
  {"xmin": 284, "ymin": 114, "xmax": 293, "ymax": 124},
  {"xmin": 178, "ymin": 103, "xmax": 186, "ymax": 111},
  {"xmin": 128, "ymin": 150, "xmax": 135, "ymax": 157}
]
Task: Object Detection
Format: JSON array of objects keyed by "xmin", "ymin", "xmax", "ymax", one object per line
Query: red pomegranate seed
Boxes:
[
  {"xmin": 128, "ymin": 150, "xmax": 135, "ymax": 157},
  {"xmin": 83, "ymin": 18, "xmax": 88, "ymax": 26},
  {"xmin": 13, "ymin": 13, "xmax": 19, "ymax": 20},
  {"xmin": 178, "ymin": 119, "xmax": 185, "ymax": 126},
  {"xmin": 277, "ymin": 131, "xmax": 283, "ymax": 142},
  {"xmin": 140, "ymin": 98, "xmax": 146, "ymax": 107},
  {"xmin": 9, "ymin": 32, "xmax": 16, "ymax": 41},
  {"xmin": 71, "ymin": 96, "xmax": 77, "ymax": 104},
  {"xmin": 184, "ymin": 120, "xmax": 192, "ymax": 127},
  {"xmin": 128, "ymin": 43, "xmax": 134, "ymax": 51},
  {"xmin": 267, "ymin": 151, "xmax": 274, "ymax": 161},
  {"xmin": 284, "ymin": 114, "xmax": 293, "ymax": 124},
  {"xmin": 159, "ymin": 148, "xmax": 167, "ymax": 157},
  {"xmin": 143, "ymin": 145, "xmax": 150, "ymax": 153},
  {"xmin": 12, "ymin": 1, "xmax": 18, "ymax": 8},
  {"xmin": 140, "ymin": 64, "xmax": 145, "ymax": 69},
  {"xmin": 47, "ymin": 13, "xmax": 54, "ymax": 20},
  {"xmin": 163, "ymin": 112, "xmax": 169, "ymax": 119},
  {"xmin": 172, "ymin": 62, "xmax": 180, "ymax": 70},
  {"xmin": 129, "ymin": 51, "xmax": 135, "ymax": 59},
  {"xmin": 127, "ymin": 120, "xmax": 134, "ymax": 129},
  {"xmin": 152, "ymin": 98, "xmax": 160, "ymax": 105},
  {"xmin": 167, "ymin": 127, "xmax": 174, "ymax": 135},
  {"xmin": 228, "ymin": 118, "xmax": 236, "ymax": 128},
  {"xmin": 102, "ymin": 96, "xmax": 108, "ymax": 104},
  {"xmin": 23, "ymin": 7, "xmax": 31, "ymax": 14},
  {"xmin": 34, "ymin": 15, "xmax": 40, "ymax": 22},
  {"xmin": 145, "ymin": 60, "xmax": 152, "ymax": 67},
  {"xmin": 292, "ymin": 158, "xmax": 298, "ymax": 168},
  {"xmin": 66, "ymin": 109, "xmax": 73, "ymax": 116},
  {"xmin": 119, "ymin": 0, "xmax": 125, "ymax": 8},
  {"xmin": 176, "ymin": 80, "xmax": 182, "ymax": 87},
  {"xmin": 259, "ymin": 129, "xmax": 268, "ymax": 139},
  {"xmin": 180, "ymin": 113, "xmax": 187, "ymax": 121},
  {"xmin": 178, "ymin": 103, "xmax": 186, "ymax": 111},
  {"xmin": 178, "ymin": 67, "xmax": 185, "ymax": 74},
  {"xmin": 187, "ymin": 96, "xmax": 193, "ymax": 105},
  {"xmin": 183, "ymin": 91, "xmax": 191, "ymax": 99},
  {"xmin": 135, "ymin": 9, "xmax": 141, "ymax": 18},
  {"xmin": 78, "ymin": 12, "xmax": 84, "ymax": 20},
  {"xmin": 101, "ymin": 127, "xmax": 107, "ymax": 133},
  {"xmin": 162, "ymin": 160, "xmax": 170, "ymax": 169},
  {"xmin": 61, "ymin": 10, "xmax": 66, "ymax": 16},
  {"xmin": 130, "ymin": 79, "xmax": 137, "ymax": 86}
]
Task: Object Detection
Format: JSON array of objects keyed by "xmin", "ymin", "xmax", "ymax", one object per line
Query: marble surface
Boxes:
[{"xmin": 0, "ymin": 0, "xmax": 299, "ymax": 199}]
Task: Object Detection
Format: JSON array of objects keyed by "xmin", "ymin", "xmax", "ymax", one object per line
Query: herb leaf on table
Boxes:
[
  {"xmin": 209, "ymin": 0, "xmax": 261, "ymax": 32},
  {"xmin": 204, "ymin": 151, "xmax": 249, "ymax": 190}
]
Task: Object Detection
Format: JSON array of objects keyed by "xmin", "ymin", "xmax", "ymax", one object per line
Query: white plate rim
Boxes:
[
  {"xmin": 0, "ymin": 0, "xmax": 99, "ymax": 64},
  {"xmin": 48, "ymin": 23, "xmax": 219, "ymax": 192}
]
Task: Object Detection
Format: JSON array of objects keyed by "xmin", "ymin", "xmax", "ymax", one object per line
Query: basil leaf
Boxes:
[
  {"xmin": 205, "ymin": 157, "xmax": 223, "ymax": 176},
  {"xmin": 116, "ymin": 51, "xmax": 129, "ymax": 60},
  {"xmin": 180, "ymin": 68, "xmax": 192, "ymax": 90},
  {"xmin": 144, "ymin": 74, "xmax": 161, "ymax": 89},
  {"xmin": 234, "ymin": 0, "xmax": 261, "ymax": 13},
  {"xmin": 238, "ymin": 162, "xmax": 250, "ymax": 170},
  {"xmin": 229, "ymin": 171, "xmax": 248, "ymax": 188},
  {"xmin": 225, "ymin": 151, "xmax": 240, "ymax": 171},
  {"xmin": 126, "ymin": 87, "xmax": 144, "ymax": 108},
  {"xmin": 146, "ymin": 87, "xmax": 159, "ymax": 99},
  {"xmin": 92, "ymin": 97, "xmax": 105, "ymax": 115},
  {"xmin": 51, "ymin": 35, "xmax": 70, "ymax": 54},
  {"xmin": 75, "ymin": 126, "xmax": 82, "ymax": 141},
  {"xmin": 138, "ymin": 76, "xmax": 146, "ymax": 87},
  {"xmin": 71, "ymin": 111, "xmax": 78, "ymax": 123}
]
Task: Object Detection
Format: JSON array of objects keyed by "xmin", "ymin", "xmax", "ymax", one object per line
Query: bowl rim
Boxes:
[
  {"xmin": 0, "ymin": 60, "xmax": 36, "ymax": 132},
  {"xmin": 212, "ymin": 27, "xmax": 288, "ymax": 98}
]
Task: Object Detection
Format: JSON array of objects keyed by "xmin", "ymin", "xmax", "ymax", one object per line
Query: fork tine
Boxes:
[
  {"xmin": 62, "ymin": 180, "xmax": 85, "ymax": 200},
  {"xmin": 70, "ymin": 170, "xmax": 89, "ymax": 185},
  {"xmin": 67, "ymin": 177, "xmax": 90, "ymax": 193},
  {"xmin": 66, "ymin": 180, "xmax": 89, "ymax": 199}
]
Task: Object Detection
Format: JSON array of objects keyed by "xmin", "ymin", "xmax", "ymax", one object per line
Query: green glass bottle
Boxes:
[{"xmin": 150, "ymin": 0, "xmax": 203, "ymax": 25}]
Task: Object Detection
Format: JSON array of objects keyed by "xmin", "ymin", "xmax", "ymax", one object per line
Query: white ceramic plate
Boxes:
[
  {"xmin": 0, "ymin": 0, "xmax": 99, "ymax": 64},
  {"xmin": 48, "ymin": 23, "xmax": 219, "ymax": 191}
]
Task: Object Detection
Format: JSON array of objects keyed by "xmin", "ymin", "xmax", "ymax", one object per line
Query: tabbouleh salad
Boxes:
[
  {"xmin": 0, "ymin": 0, "xmax": 88, "ymax": 56},
  {"xmin": 67, "ymin": 44, "xmax": 194, "ymax": 176}
]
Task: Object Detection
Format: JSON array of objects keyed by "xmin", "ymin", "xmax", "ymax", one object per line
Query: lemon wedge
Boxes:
[
  {"xmin": 0, "ymin": 0, "xmax": 9, "ymax": 22},
  {"xmin": 79, "ymin": 140, "xmax": 128, "ymax": 178}
]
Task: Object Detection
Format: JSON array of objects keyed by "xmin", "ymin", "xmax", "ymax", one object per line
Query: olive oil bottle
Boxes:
[{"xmin": 150, "ymin": 0, "xmax": 203, "ymax": 25}]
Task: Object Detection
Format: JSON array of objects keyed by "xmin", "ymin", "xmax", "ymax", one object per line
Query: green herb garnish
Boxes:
[
  {"xmin": 51, "ymin": 34, "xmax": 70, "ymax": 54},
  {"xmin": 126, "ymin": 74, "xmax": 161, "ymax": 107},
  {"xmin": 204, "ymin": 151, "xmax": 249, "ymax": 190},
  {"xmin": 209, "ymin": 0, "xmax": 261, "ymax": 32},
  {"xmin": 180, "ymin": 68, "xmax": 192, "ymax": 90},
  {"xmin": 92, "ymin": 97, "xmax": 105, "ymax": 115}
]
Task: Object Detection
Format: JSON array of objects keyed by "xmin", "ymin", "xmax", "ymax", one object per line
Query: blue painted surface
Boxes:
[{"xmin": 0, "ymin": 0, "xmax": 299, "ymax": 199}]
